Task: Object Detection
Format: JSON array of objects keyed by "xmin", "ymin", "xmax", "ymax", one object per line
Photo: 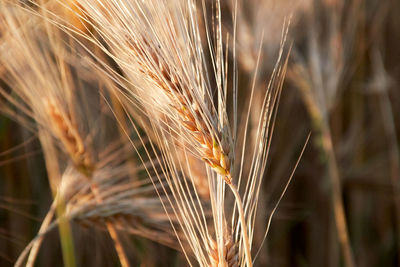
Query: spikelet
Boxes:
[
  {"xmin": 45, "ymin": 98, "xmax": 94, "ymax": 177},
  {"xmin": 209, "ymin": 235, "xmax": 239, "ymax": 267},
  {"xmin": 176, "ymin": 148, "xmax": 210, "ymax": 198}
]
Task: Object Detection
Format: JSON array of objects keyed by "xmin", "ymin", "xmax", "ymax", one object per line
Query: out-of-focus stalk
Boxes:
[{"xmin": 320, "ymin": 121, "xmax": 355, "ymax": 267}]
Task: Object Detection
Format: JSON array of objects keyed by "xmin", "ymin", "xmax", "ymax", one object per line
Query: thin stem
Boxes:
[
  {"xmin": 298, "ymin": 79, "xmax": 355, "ymax": 266},
  {"xmin": 105, "ymin": 222, "xmax": 131, "ymax": 267},
  {"xmin": 26, "ymin": 199, "xmax": 57, "ymax": 267},
  {"xmin": 90, "ymin": 184, "xmax": 131, "ymax": 267},
  {"xmin": 56, "ymin": 198, "xmax": 77, "ymax": 267},
  {"xmin": 321, "ymin": 123, "xmax": 355, "ymax": 267},
  {"xmin": 379, "ymin": 89, "xmax": 400, "ymax": 264},
  {"xmin": 227, "ymin": 180, "xmax": 253, "ymax": 267},
  {"xmin": 37, "ymin": 129, "xmax": 77, "ymax": 267}
]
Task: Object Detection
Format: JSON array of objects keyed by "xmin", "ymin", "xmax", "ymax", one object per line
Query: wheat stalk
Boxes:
[
  {"xmin": 286, "ymin": 2, "xmax": 361, "ymax": 265},
  {"xmin": 125, "ymin": 19, "xmax": 252, "ymax": 267},
  {"xmin": 36, "ymin": 0, "xmax": 289, "ymax": 266}
]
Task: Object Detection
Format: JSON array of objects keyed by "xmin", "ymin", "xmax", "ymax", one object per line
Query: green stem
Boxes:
[
  {"xmin": 56, "ymin": 197, "xmax": 77, "ymax": 267},
  {"xmin": 37, "ymin": 130, "xmax": 77, "ymax": 267}
]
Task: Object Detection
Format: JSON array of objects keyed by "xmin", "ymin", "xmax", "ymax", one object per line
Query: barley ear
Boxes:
[{"xmin": 45, "ymin": 98, "xmax": 94, "ymax": 177}]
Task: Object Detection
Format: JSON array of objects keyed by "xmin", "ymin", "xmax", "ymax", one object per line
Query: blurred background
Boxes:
[{"xmin": 1, "ymin": 0, "xmax": 400, "ymax": 266}]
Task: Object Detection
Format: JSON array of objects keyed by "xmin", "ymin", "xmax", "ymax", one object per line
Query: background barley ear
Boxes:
[{"xmin": 45, "ymin": 98, "xmax": 94, "ymax": 177}]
